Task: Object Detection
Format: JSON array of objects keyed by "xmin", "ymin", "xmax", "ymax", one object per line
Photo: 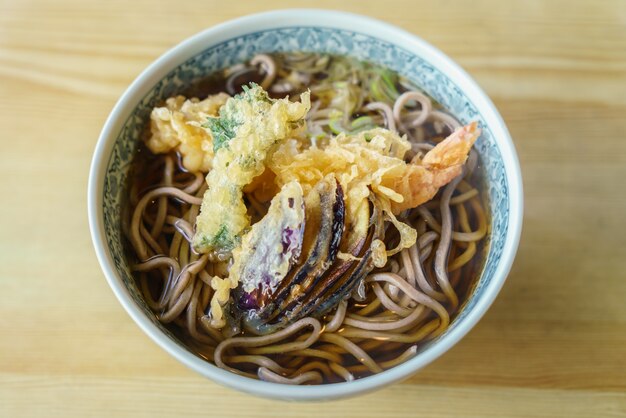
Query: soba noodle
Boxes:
[{"xmin": 124, "ymin": 52, "xmax": 488, "ymax": 384}]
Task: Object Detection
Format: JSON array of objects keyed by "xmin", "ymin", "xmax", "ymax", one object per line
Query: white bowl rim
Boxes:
[{"xmin": 88, "ymin": 8, "xmax": 523, "ymax": 401}]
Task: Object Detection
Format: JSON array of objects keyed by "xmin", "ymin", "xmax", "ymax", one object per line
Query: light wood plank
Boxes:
[{"xmin": 1, "ymin": 0, "xmax": 625, "ymax": 416}]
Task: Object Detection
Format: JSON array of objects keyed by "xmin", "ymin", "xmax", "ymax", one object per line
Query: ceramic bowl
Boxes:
[{"xmin": 88, "ymin": 9, "xmax": 523, "ymax": 401}]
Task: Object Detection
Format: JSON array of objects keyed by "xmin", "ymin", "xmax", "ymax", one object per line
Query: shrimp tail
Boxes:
[
  {"xmin": 421, "ymin": 121, "xmax": 479, "ymax": 169},
  {"xmin": 386, "ymin": 122, "xmax": 480, "ymax": 214}
]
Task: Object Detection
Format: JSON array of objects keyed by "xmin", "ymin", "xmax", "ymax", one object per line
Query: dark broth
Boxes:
[{"xmin": 124, "ymin": 52, "xmax": 490, "ymax": 383}]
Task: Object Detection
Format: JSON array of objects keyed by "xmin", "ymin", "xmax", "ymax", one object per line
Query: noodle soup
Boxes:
[{"xmin": 124, "ymin": 53, "xmax": 489, "ymax": 384}]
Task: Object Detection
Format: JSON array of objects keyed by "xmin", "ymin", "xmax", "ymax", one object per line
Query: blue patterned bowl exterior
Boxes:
[{"xmin": 92, "ymin": 11, "xmax": 521, "ymax": 400}]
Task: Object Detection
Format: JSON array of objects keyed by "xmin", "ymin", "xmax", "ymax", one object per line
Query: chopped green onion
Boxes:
[
  {"xmin": 380, "ymin": 69, "xmax": 399, "ymax": 99},
  {"xmin": 329, "ymin": 110, "xmax": 345, "ymax": 135},
  {"xmin": 351, "ymin": 116, "xmax": 373, "ymax": 128},
  {"xmin": 370, "ymin": 78, "xmax": 387, "ymax": 102},
  {"xmin": 350, "ymin": 116, "xmax": 375, "ymax": 133}
]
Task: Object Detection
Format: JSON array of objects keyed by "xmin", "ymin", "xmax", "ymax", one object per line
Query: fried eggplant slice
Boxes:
[
  {"xmin": 242, "ymin": 177, "xmax": 344, "ymax": 334},
  {"xmin": 230, "ymin": 181, "xmax": 306, "ymax": 311}
]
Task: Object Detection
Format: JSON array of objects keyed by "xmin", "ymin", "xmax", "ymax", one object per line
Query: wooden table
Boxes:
[{"xmin": 1, "ymin": 1, "xmax": 625, "ymax": 416}]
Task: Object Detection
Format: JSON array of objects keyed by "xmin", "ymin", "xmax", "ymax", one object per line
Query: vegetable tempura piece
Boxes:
[
  {"xmin": 270, "ymin": 123, "xmax": 479, "ymax": 255},
  {"xmin": 193, "ymin": 84, "xmax": 311, "ymax": 254},
  {"xmin": 209, "ymin": 181, "xmax": 306, "ymax": 328},
  {"xmin": 147, "ymin": 93, "xmax": 229, "ymax": 172}
]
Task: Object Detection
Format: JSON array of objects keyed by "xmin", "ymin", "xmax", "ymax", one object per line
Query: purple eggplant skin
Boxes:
[
  {"xmin": 270, "ymin": 181, "xmax": 345, "ymax": 314},
  {"xmin": 278, "ymin": 193, "xmax": 371, "ymax": 321},
  {"xmin": 242, "ymin": 178, "xmax": 345, "ymax": 334},
  {"xmin": 327, "ymin": 183, "xmax": 345, "ymax": 264},
  {"xmin": 233, "ymin": 182, "xmax": 306, "ymax": 312},
  {"xmin": 244, "ymin": 196, "xmax": 383, "ymax": 335},
  {"xmin": 290, "ymin": 198, "xmax": 384, "ymax": 321}
]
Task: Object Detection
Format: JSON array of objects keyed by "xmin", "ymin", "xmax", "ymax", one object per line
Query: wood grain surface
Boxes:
[{"xmin": 1, "ymin": 1, "xmax": 625, "ymax": 416}]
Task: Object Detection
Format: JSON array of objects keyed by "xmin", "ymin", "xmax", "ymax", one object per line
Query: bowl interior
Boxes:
[{"xmin": 99, "ymin": 23, "xmax": 511, "ymax": 395}]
